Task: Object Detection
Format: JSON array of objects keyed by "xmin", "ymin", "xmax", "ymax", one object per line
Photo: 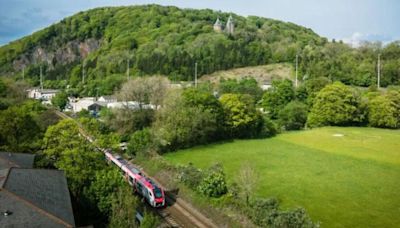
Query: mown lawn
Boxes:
[{"xmin": 164, "ymin": 127, "xmax": 400, "ymax": 228}]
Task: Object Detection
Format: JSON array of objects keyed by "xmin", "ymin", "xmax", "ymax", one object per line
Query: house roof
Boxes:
[
  {"xmin": 0, "ymin": 152, "xmax": 35, "ymax": 169},
  {"xmin": 0, "ymin": 168, "xmax": 75, "ymax": 227}
]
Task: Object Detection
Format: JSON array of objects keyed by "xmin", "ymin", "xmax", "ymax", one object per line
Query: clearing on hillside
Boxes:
[
  {"xmin": 165, "ymin": 127, "xmax": 400, "ymax": 228},
  {"xmin": 199, "ymin": 63, "xmax": 293, "ymax": 85}
]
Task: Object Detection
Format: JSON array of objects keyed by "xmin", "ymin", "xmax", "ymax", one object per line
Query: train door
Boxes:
[{"xmin": 128, "ymin": 175, "xmax": 134, "ymax": 186}]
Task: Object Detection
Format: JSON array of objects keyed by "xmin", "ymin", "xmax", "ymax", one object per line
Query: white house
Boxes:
[
  {"xmin": 261, "ymin": 80, "xmax": 272, "ymax": 90},
  {"xmin": 71, "ymin": 97, "xmax": 96, "ymax": 112},
  {"xmin": 107, "ymin": 101, "xmax": 156, "ymax": 110},
  {"xmin": 98, "ymin": 96, "xmax": 117, "ymax": 103},
  {"xmin": 27, "ymin": 88, "xmax": 59, "ymax": 101}
]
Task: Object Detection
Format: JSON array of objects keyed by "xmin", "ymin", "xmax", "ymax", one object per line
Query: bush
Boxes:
[
  {"xmin": 307, "ymin": 82, "xmax": 363, "ymax": 127},
  {"xmin": 258, "ymin": 116, "xmax": 278, "ymax": 138},
  {"xmin": 368, "ymin": 91, "xmax": 400, "ymax": 128},
  {"xmin": 246, "ymin": 198, "xmax": 319, "ymax": 228},
  {"xmin": 198, "ymin": 165, "xmax": 228, "ymax": 198},
  {"xmin": 178, "ymin": 163, "xmax": 204, "ymax": 190},
  {"xmin": 278, "ymin": 101, "xmax": 308, "ymax": 130},
  {"xmin": 127, "ymin": 128, "xmax": 152, "ymax": 156},
  {"xmin": 262, "ymin": 79, "xmax": 295, "ymax": 118}
]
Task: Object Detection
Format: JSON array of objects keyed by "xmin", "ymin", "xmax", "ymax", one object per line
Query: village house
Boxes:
[{"xmin": 27, "ymin": 88, "xmax": 59, "ymax": 102}]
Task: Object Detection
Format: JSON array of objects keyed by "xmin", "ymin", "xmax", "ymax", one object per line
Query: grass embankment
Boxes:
[{"xmin": 164, "ymin": 127, "xmax": 400, "ymax": 228}]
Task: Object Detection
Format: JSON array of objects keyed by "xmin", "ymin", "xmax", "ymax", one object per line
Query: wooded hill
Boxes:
[{"xmin": 0, "ymin": 4, "xmax": 399, "ymax": 96}]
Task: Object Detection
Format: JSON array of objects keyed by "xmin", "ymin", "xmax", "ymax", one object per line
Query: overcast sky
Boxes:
[{"xmin": 0, "ymin": 0, "xmax": 399, "ymax": 46}]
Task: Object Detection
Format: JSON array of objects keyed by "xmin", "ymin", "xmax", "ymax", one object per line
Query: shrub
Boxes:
[
  {"xmin": 198, "ymin": 165, "xmax": 228, "ymax": 198},
  {"xmin": 246, "ymin": 198, "xmax": 319, "ymax": 228},
  {"xmin": 368, "ymin": 91, "xmax": 400, "ymax": 128},
  {"xmin": 307, "ymin": 82, "xmax": 363, "ymax": 127},
  {"xmin": 278, "ymin": 101, "xmax": 308, "ymax": 130},
  {"xmin": 127, "ymin": 128, "xmax": 152, "ymax": 156},
  {"xmin": 178, "ymin": 163, "xmax": 204, "ymax": 190},
  {"xmin": 258, "ymin": 116, "xmax": 278, "ymax": 138}
]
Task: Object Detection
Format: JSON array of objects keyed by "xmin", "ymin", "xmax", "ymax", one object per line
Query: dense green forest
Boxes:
[{"xmin": 1, "ymin": 4, "xmax": 398, "ymax": 96}]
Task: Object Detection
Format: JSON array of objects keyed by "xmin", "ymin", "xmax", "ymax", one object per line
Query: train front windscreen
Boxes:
[{"xmin": 154, "ymin": 187, "xmax": 163, "ymax": 198}]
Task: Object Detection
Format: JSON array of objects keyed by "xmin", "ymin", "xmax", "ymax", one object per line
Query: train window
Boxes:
[
  {"xmin": 154, "ymin": 188, "xmax": 163, "ymax": 198},
  {"xmin": 129, "ymin": 176, "xmax": 133, "ymax": 183},
  {"xmin": 137, "ymin": 182, "xmax": 143, "ymax": 191}
]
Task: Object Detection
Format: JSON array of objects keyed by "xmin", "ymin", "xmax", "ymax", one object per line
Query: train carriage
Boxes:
[{"xmin": 105, "ymin": 151, "xmax": 165, "ymax": 207}]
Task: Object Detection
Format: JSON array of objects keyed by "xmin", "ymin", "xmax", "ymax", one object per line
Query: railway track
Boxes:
[{"xmin": 54, "ymin": 110, "xmax": 218, "ymax": 228}]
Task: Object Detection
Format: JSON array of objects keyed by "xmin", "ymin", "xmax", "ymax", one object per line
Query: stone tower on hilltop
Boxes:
[
  {"xmin": 213, "ymin": 17, "xmax": 223, "ymax": 32},
  {"xmin": 225, "ymin": 15, "xmax": 234, "ymax": 35},
  {"xmin": 213, "ymin": 16, "xmax": 234, "ymax": 35}
]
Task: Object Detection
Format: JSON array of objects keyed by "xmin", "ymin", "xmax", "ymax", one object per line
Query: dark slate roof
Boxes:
[
  {"xmin": 0, "ymin": 169, "xmax": 8, "ymax": 188},
  {"xmin": 1, "ymin": 168, "xmax": 75, "ymax": 227},
  {"xmin": 0, "ymin": 191, "xmax": 66, "ymax": 228},
  {"xmin": 0, "ymin": 152, "xmax": 35, "ymax": 169}
]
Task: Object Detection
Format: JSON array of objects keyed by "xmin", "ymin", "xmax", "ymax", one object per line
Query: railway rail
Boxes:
[{"xmin": 54, "ymin": 110, "xmax": 218, "ymax": 228}]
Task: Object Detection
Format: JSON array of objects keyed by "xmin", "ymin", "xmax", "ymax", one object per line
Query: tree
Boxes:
[
  {"xmin": 51, "ymin": 91, "xmax": 68, "ymax": 110},
  {"xmin": 108, "ymin": 186, "xmax": 139, "ymax": 228},
  {"xmin": 127, "ymin": 128, "xmax": 152, "ymax": 156},
  {"xmin": 219, "ymin": 78, "xmax": 264, "ymax": 101},
  {"xmin": 102, "ymin": 108, "xmax": 154, "ymax": 136},
  {"xmin": 368, "ymin": 91, "xmax": 400, "ymax": 128},
  {"xmin": 42, "ymin": 119, "xmax": 105, "ymax": 195},
  {"xmin": 153, "ymin": 90, "xmax": 219, "ymax": 151},
  {"xmin": 0, "ymin": 105, "xmax": 41, "ymax": 152},
  {"xmin": 84, "ymin": 168, "xmax": 125, "ymax": 216},
  {"xmin": 117, "ymin": 76, "xmax": 169, "ymax": 109},
  {"xmin": 219, "ymin": 93, "xmax": 262, "ymax": 138},
  {"xmin": 262, "ymin": 79, "xmax": 295, "ymax": 118},
  {"xmin": 238, "ymin": 162, "xmax": 259, "ymax": 205},
  {"xmin": 307, "ymin": 82, "xmax": 363, "ymax": 127},
  {"xmin": 278, "ymin": 101, "xmax": 308, "ymax": 130}
]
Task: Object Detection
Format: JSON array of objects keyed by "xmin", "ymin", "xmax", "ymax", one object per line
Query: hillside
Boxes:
[
  {"xmin": 0, "ymin": 4, "xmax": 324, "ymax": 95},
  {"xmin": 0, "ymin": 4, "xmax": 399, "ymax": 97},
  {"xmin": 199, "ymin": 63, "xmax": 293, "ymax": 85}
]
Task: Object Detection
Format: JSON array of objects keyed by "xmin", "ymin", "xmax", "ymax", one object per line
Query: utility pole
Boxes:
[
  {"xmin": 22, "ymin": 67, "xmax": 25, "ymax": 81},
  {"xmin": 40, "ymin": 65, "xmax": 43, "ymax": 91},
  {"xmin": 82, "ymin": 62, "xmax": 85, "ymax": 84},
  {"xmin": 377, "ymin": 54, "xmax": 381, "ymax": 89},
  {"xmin": 127, "ymin": 59, "xmax": 130, "ymax": 80},
  {"xmin": 195, "ymin": 61, "xmax": 198, "ymax": 88},
  {"xmin": 295, "ymin": 54, "xmax": 299, "ymax": 88}
]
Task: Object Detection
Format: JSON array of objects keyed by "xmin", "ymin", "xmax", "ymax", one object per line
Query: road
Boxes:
[{"xmin": 54, "ymin": 110, "xmax": 218, "ymax": 228}]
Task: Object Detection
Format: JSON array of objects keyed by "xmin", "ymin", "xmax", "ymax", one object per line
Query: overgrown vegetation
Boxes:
[{"xmin": 1, "ymin": 5, "xmax": 399, "ymax": 97}]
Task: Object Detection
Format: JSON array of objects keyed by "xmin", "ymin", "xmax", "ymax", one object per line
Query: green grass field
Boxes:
[{"xmin": 164, "ymin": 127, "xmax": 400, "ymax": 228}]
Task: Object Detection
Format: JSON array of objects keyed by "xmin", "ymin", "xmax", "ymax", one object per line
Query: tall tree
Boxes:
[
  {"xmin": 307, "ymin": 82, "xmax": 363, "ymax": 127},
  {"xmin": 42, "ymin": 119, "xmax": 105, "ymax": 195},
  {"xmin": 0, "ymin": 105, "xmax": 41, "ymax": 152},
  {"xmin": 220, "ymin": 93, "xmax": 262, "ymax": 138},
  {"xmin": 368, "ymin": 90, "xmax": 400, "ymax": 128},
  {"xmin": 262, "ymin": 79, "xmax": 295, "ymax": 118}
]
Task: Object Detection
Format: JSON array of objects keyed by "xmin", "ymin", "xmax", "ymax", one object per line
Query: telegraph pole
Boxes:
[
  {"xmin": 195, "ymin": 61, "xmax": 198, "ymax": 88},
  {"xmin": 22, "ymin": 67, "xmax": 25, "ymax": 81},
  {"xmin": 82, "ymin": 62, "xmax": 85, "ymax": 84},
  {"xmin": 295, "ymin": 54, "xmax": 299, "ymax": 88},
  {"xmin": 127, "ymin": 59, "xmax": 130, "ymax": 81},
  {"xmin": 40, "ymin": 65, "xmax": 43, "ymax": 91},
  {"xmin": 377, "ymin": 54, "xmax": 381, "ymax": 89}
]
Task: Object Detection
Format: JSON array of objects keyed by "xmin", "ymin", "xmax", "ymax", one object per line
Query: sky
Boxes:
[{"xmin": 0, "ymin": 0, "xmax": 399, "ymax": 46}]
